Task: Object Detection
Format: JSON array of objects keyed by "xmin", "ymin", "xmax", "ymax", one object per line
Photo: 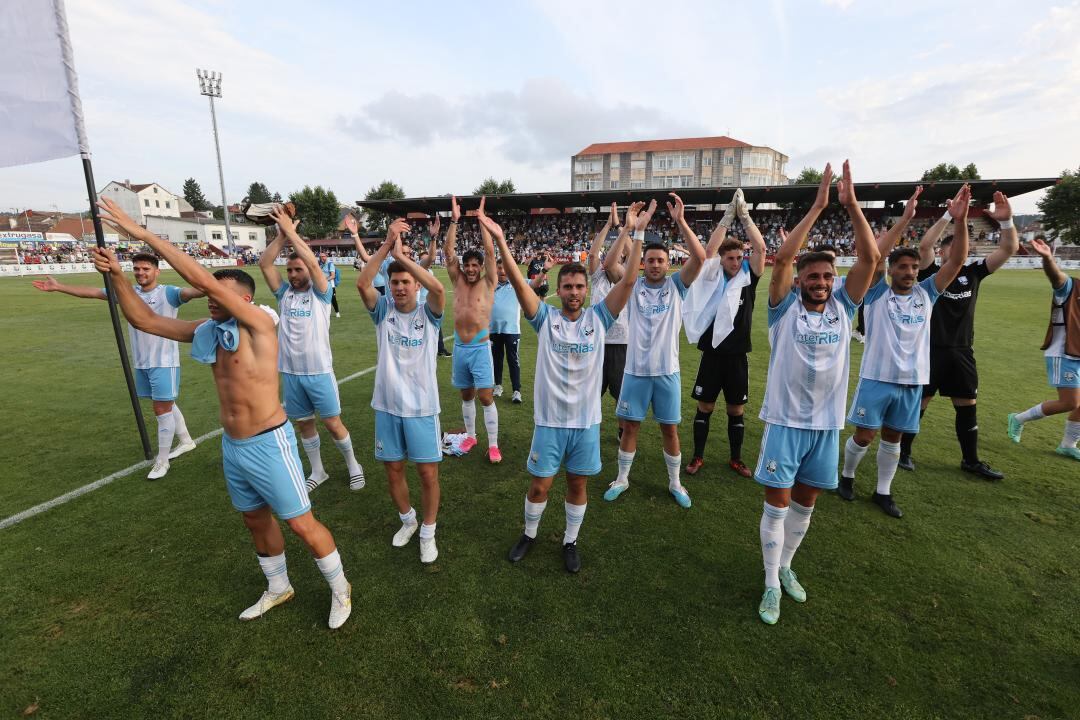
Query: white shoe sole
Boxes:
[
  {"xmin": 306, "ymin": 472, "xmax": 330, "ymax": 492},
  {"xmin": 239, "ymin": 587, "xmax": 295, "ymax": 621},
  {"xmin": 168, "ymin": 440, "xmax": 197, "ymax": 460},
  {"xmin": 146, "ymin": 463, "xmax": 170, "ymax": 480}
]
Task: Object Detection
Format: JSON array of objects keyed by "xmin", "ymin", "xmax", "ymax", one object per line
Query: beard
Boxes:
[{"xmin": 800, "ymin": 284, "xmax": 833, "ymax": 305}]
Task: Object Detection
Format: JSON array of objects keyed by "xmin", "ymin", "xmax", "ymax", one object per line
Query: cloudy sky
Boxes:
[{"xmin": 3, "ymin": 0, "xmax": 1077, "ymax": 213}]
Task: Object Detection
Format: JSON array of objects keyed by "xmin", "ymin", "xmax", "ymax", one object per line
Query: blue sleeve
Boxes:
[
  {"xmin": 424, "ymin": 301, "xmax": 443, "ymax": 327},
  {"xmin": 314, "ymin": 284, "xmax": 334, "ymax": 304},
  {"xmin": 164, "ymin": 285, "xmax": 184, "ymax": 308},
  {"xmin": 272, "ymin": 283, "xmax": 288, "ymax": 301},
  {"xmin": 671, "ymin": 273, "xmax": 689, "ymax": 299},
  {"xmin": 862, "ymin": 276, "xmax": 889, "ymax": 306},
  {"xmin": 1054, "ymin": 277, "xmax": 1073, "ymax": 303},
  {"xmin": 919, "ymin": 275, "xmax": 942, "ymax": 304},
  {"xmin": 767, "ymin": 289, "xmax": 798, "ymax": 327},
  {"xmin": 368, "ymin": 294, "xmax": 388, "ymax": 325},
  {"xmin": 834, "ymin": 283, "xmax": 859, "ymax": 320},
  {"xmin": 526, "ymin": 301, "xmax": 550, "ymax": 332},
  {"xmin": 594, "ymin": 299, "xmax": 616, "ymax": 329}
]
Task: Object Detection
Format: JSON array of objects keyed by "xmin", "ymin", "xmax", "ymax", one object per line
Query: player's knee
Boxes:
[
  {"xmin": 660, "ymin": 423, "xmax": 679, "ymax": 439},
  {"xmin": 460, "ymin": 388, "xmax": 476, "ymax": 402},
  {"xmin": 285, "ymin": 512, "xmax": 320, "ymax": 538},
  {"xmin": 697, "ymin": 401, "xmax": 716, "ymax": 414},
  {"xmin": 725, "ymin": 403, "xmax": 744, "ymax": 417},
  {"xmin": 322, "ymin": 415, "xmax": 345, "ymax": 434}
]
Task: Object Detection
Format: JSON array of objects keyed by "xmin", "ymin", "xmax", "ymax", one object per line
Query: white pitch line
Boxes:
[{"xmin": 0, "ymin": 362, "xmax": 382, "ymax": 531}]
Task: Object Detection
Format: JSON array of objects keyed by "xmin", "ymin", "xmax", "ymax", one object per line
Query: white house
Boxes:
[
  {"xmin": 99, "ymin": 180, "xmax": 182, "ymax": 225},
  {"xmin": 144, "ymin": 215, "xmax": 266, "ymax": 253}
]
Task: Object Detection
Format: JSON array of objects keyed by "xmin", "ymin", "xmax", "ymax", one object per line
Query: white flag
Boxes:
[{"xmin": 0, "ymin": 0, "xmax": 90, "ymax": 168}]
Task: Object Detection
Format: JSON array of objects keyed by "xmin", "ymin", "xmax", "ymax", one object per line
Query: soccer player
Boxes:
[
  {"xmin": 587, "ymin": 203, "xmax": 629, "ymax": 437},
  {"xmin": 32, "ymin": 254, "xmax": 202, "ymax": 480},
  {"xmin": 92, "ymin": 197, "xmax": 352, "ymax": 629},
  {"xmin": 685, "ymin": 188, "xmax": 766, "ymax": 478},
  {"xmin": 345, "ymin": 213, "xmax": 392, "ymax": 296},
  {"xmin": 1006, "ymin": 236, "xmax": 1080, "ymax": 461},
  {"xmin": 753, "ymin": 161, "xmax": 879, "ymax": 625},
  {"xmin": 527, "ymin": 252, "xmax": 554, "ymax": 297},
  {"xmin": 898, "ymin": 190, "xmax": 1018, "ymax": 478},
  {"xmin": 444, "ymin": 195, "xmax": 501, "ymax": 462},
  {"xmin": 481, "ymin": 201, "xmax": 645, "ymax": 572},
  {"xmin": 258, "ymin": 211, "xmax": 365, "ymax": 492},
  {"xmin": 358, "ymin": 219, "xmax": 447, "ymax": 564},
  {"xmin": 317, "ymin": 252, "xmax": 341, "ymax": 318},
  {"xmin": 839, "ymin": 185, "xmax": 971, "ymax": 518},
  {"xmin": 490, "ymin": 254, "xmax": 524, "ymax": 404},
  {"xmin": 604, "ymin": 193, "xmax": 706, "ymax": 508}
]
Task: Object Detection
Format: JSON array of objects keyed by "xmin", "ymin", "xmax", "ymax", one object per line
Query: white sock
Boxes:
[
  {"xmin": 483, "ymin": 403, "xmax": 499, "ymax": 448},
  {"xmin": 780, "ymin": 501, "xmax": 814, "ymax": 568},
  {"xmin": 1061, "ymin": 420, "xmax": 1080, "ymax": 449},
  {"xmin": 314, "ymin": 549, "xmax": 348, "ymax": 594},
  {"xmin": 171, "ymin": 403, "xmax": 192, "ymax": 443},
  {"xmin": 876, "ymin": 440, "xmax": 901, "ymax": 495},
  {"xmin": 563, "ymin": 501, "xmax": 586, "ymax": 544},
  {"xmin": 419, "ymin": 522, "xmax": 436, "ymax": 540},
  {"xmin": 301, "ymin": 434, "xmax": 325, "ymax": 477},
  {"xmin": 462, "ymin": 400, "xmax": 476, "ymax": 438},
  {"xmin": 760, "ymin": 502, "xmax": 788, "ymax": 589},
  {"xmin": 616, "ymin": 449, "xmax": 635, "ymax": 484},
  {"xmin": 333, "ymin": 433, "xmax": 363, "ymax": 476},
  {"xmin": 155, "ymin": 412, "xmax": 176, "ymax": 464},
  {"xmin": 524, "ymin": 497, "xmax": 547, "ymax": 539},
  {"xmin": 1016, "ymin": 404, "xmax": 1046, "ymax": 424},
  {"xmin": 399, "ymin": 507, "xmax": 417, "ymax": 526},
  {"xmin": 842, "ymin": 436, "xmax": 869, "ymax": 478},
  {"xmin": 664, "ymin": 451, "xmax": 682, "ymax": 490},
  {"xmin": 257, "ymin": 552, "xmax": 290, "ymax": 594}
]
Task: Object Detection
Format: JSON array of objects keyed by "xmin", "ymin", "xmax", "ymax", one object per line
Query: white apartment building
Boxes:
[{"xmin": 99, "ymin": 180, "xmax": 182, "ymax": 225}]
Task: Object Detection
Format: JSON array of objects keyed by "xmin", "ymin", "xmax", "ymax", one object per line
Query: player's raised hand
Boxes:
[
  {"xmin": 91, "ymin": 246, "xmax": 123, "ymax": 276},
  {"xmin": 427, "ymin": 214, "xmax": 441, "ymax": 238},
  {"xmin": 666, "ymin": 193, "xmax": 685, "ymax": 224},
  {"xmin": 477, "ymin": 203, "xmax": 506, "ymax": 243},
  {"xmin": 270, "ymin": 206, "xmax": 297, "ymax": 240},
  {"xmin": 947, "ymin": 184, "xmax": 971, "ymax": 220},
  {"xmin": 31, "ymin": 275, "xmax": 61, "ymax": 292},
  {"xmin": 450, "ymin": 195, "xmax": 461, "ymax": 223},
  {"xmin": 96, "ymin": 196, "xmax": 142, "ymax": 236},
  {"xmin": 344, "ymin": 213, "xmax": 360, "ymax": 236},
  {"xmin": 1029, "ymin": 236, "xmax": 1053, "ymax": 259},
  {"xmin": 624, "ymin": 201, "xmax": 643, "ymax": 230},
  {"xmin": 386, "ymin": 218, "xmax": 410, "ymax": 244},
  {"xmin": 778, "ymin": 227, "xmax": 788, "ymax": 244},
  {"xmin": 902, "ymin": 185, "xmax": 923, "ymax": 221},
  {"xmin": 986, "ymin": 190, "xmax": 1012, "ymax": 221},
  {"xmin": 812, "ymin": 163, "xmax": 833, "ymax": 210},
  {"xmin": 543, "ymin": 253, "xmax": 554, "ymax": 270},
  {"xmin": 837, "ymin": 161, "xmax": 858, "ymax": 208},
  {"xmin": 609, "ymin": 202, "xmax": 620, "ymax": 228},
  {"xmin": 635, "ymin": 199, "xmax": 659, "ymax": 232}
]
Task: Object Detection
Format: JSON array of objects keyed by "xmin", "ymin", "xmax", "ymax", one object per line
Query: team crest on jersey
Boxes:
[
  {"xmin": 552, "ymin": 323, "xmax": 560, "ymax": 330},
  {"xmin": 413, "ymin": 318, "xmax": 425, "ymax": 332},
  {"xmin": 584, "ymin": 326, "xmax": 594, "ymax": 337},
  {"xmin": 695, "ymin": 385, "xmax": 703, "ymax": 394},
  {"xmin": 387, "ymin": 316, "xmax": 396, "ymax": 324},
  {"xmin": 765, "ymin": 459, "xmax": 777, "ymax": 473},
  {"xmin": 823, "ymin": 310, "xmax": 839, "ymax": 326},
  {"xmin": 297, "ymin": 295, "xmax": 311, "ymax": 305},
  {"xmin": 1065, "ymin": 370, "xmax": 1078, "ymax": 382},
  {"xmin": 856, "ymin": 407, "xmax": 866, "ymax": 418},
  {"xmin": 914, "ymin": 298, "xmax": 925, "ymax": 310},
  {"xmin": 958, "ymin": 276, "xmax": 969, "ymax": 286}
]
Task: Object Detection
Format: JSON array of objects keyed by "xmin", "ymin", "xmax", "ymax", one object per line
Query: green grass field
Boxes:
[{"xmin": 1, "ymin": 266, "xmax": 1077, "ymax": 719}]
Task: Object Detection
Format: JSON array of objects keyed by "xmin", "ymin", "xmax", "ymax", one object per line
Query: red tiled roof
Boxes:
[{"xmin": 574, "ymin": 136, "xmax": 751, "ymax": 156}]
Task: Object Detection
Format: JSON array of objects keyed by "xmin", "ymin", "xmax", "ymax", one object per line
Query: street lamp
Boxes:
[{"xmin": 195, "ymin": 68, "xmax": 234, "ymax": 256}]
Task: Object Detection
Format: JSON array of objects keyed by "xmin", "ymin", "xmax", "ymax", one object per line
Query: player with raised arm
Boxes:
[
  {"xmin": 1006, "ymin": 236, "xmax": 1080, "ymax": 461},
  {"xmin": 444, "ymin": 195, "xmax": 501, "ymax": 462},
  {"xmin": 258, "ymin": 209, "xmax": 365, "ymax": 492},
  {"xmin": 33, "ymin": 254, "xmax": 203, "ymax": 479},
  {"xmin": 684, "ymin": 188, "xmax": 766, "ymax": 478},
  {"xmin": 490, "ymin": 250, "xmax": 524, "ymax": 404},
  {"xmin": 604, "ymin": 193, "xmax": 706, "ymax": 508},
  {"xmin": 588, "ymin": 203, "xmax": 630, "ymax": 438},
  {"xmin": 897, "ymin": 190, "xmax": 1018, "ymax": 478},
  {"xmin": 346, "ymin": 213, "xmax": 392, "ymax": 297},
  {"xmin": 838, "ymin": 185, "xmax": 970, "ymax": 518},
  {"xmin": 358, "ymin": 219, "xmax": 448, "ymax": 563},
  {"xmin": 317, "ymin": 252, "xmax": 341, "ymax": 318},
  {"xmin": 91, "ymin": 197, "xmax": 353, "ymax": 629},
  {"xmin": 754, "ymin": 162, "xmax": 880, "ymax": 625},
  {"xmin": 481, "ymin": 202, "xmax": 642, "ymax": 572}
]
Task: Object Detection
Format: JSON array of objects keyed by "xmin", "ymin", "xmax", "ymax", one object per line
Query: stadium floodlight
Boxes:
[{"xmin": 195, "ymin": 68, "xmax": 234, "ymax": 255}]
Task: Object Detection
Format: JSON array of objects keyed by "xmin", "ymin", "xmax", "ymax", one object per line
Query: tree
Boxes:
[
  {"xmin": 289, "ymin": 185, "xmax": 341, "ymax": 239},
  {"xmin": 363, "ymin": 180, "xmax": 406, "ymax": 235},
  {"xmin": 920, "ymin": 163, "xmax": 981, "ymax": 181},
  {"xmin": 271, "ymin": 192, "xmax": 282, "ymax": 203},
  {"xmin": 182, "ymin": 178, "xmax": 210, "ymax": 212},
  {"xmin": 245, "ymin": 181, "xmax": 272, "ymax": 204},
  {"xmin": 473, "ymin": 177, "xmax": 516, "ymax": 195},
  {"xmin": 793, "ymin": 167, "xmax": 823, "ymax": 185},
  {"xmin": 1037, "ymin": 166, "xmax": 1080, "ymax": 246}
]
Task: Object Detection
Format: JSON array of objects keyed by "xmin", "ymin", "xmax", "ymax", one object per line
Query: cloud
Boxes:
[
  {"xmin": 822, "ymin": 0, "xmax": 855, "ymax": 8},
  {"xmin": 337, "ymin": 77, "xmax": 708, "ymax": 168}
]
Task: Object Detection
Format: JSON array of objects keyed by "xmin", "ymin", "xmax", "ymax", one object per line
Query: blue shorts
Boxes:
[
  {"xmin": 527, "ymin": 424, "xmax": 601, "ymax": 478},
  {"xmin": 1046, "ymin": 356, "xmax": 1080, "ymax": 388},
  {"xmin": 282, "ymin": 372, "xmax": 341, "ymax": 420},
  {"xmin": 374, "ymin": 411, "xmax": 442, "ymax": 464},
  {"xmin": 754, "ymin": 423, "xmax": 840, "ymax": 490},
  {"xmin": 616, "ymin": 373, "xmax": 682, "ymax": 424},
  {"xmin": 221, "ymin": 422, "xmax": 311, "ymax": 519},
  {"xmin": 847, "ymin": 378, "xmax": 922, "ymax": 433},
  {"xmin": 135, "ymin": 367, "xmax": 179, "ymax": 401},
  {"xmin": 451, "ymin": 342, "xmax": 495, "ymax": 389}
]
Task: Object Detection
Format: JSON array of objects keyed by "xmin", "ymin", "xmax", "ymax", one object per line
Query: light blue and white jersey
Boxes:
[
  {"xmin": 858, "ymin": 275, "xmax": 941, "ymax": 385},
  {"xmin": 490, "ymin": 281, "xmax": 521, "ymax": 334},
  {"xmin": 624, "ymin": 274, "xmax": 689, "ymax": 376},
  {"xmin": 590, "ymin": 268, "xmax": 628, "ymax": 344},
  {"xmin": 417, "ymin": 267, "xmax": 436, "ymax": 306},
  {"xmin": 121, "ymin": 284, "xmax": 187, "ymax": 369},
  {"xmin": 1046, "ymin": 277, "xmax": 1077, "ymax": 359},
  {"xmin": 369, "ymin": 295, "xmax": 442, "ymax": 417},
  {"xmin": 372, "ymin": 257, "xmax": 393, "ymax": 289},
  {"xmin": 273, "ymin": 282, "xmax": 334, "ymax": 375},
  {"xmin": 528, "ymin": 300, "xmax": 615, "ymax": 428},
  {"xmin": 759, "ymin": 286, "xmax": 859, "ymax": 430},
  {"xmin": 319, "ymin": 260, "xmax": 339, "ymax": 287}
]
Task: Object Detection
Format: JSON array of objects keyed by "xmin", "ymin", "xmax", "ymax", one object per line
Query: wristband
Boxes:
[
  {"xmin": 940, "ymin": 210, "xmax": 952, "ymax": 223},
  {"xmin": 633, "ymin": 230, "xmax": 645, "ymax": 241},
  {"xmin": 449, "ymin": 220, "xmax": 458, "ymax": 225},
  {"xmin": 998, "ymin": 217, "xmax": 1014, "ymax": 230}
]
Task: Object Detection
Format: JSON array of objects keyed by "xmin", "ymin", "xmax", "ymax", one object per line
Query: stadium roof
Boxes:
[
  {"xmin": 574, "ymin": 136, "xmax": 752, "ymax": 156},
  {"xmin": 356, "ymin": 178, "xmax": 1060, "ymax": 217}
]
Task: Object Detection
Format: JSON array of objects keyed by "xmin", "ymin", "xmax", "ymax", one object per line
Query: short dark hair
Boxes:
[
  {"xmin": 811, "ymin": 243, "xmax": 840, "ymax": 256},
  {"xmin": 643, "ymin": 242, "xmax": 668, "ymax": 258},
  {"xmin": 461, "ymin": 249, "xmax": 484, "ymax": 265},
  {"xmin": 213, "ymin": 268, "xmax": 256, "ymax": 295},
  {"xmin": 387, "ymin": 261, "xmax": 412, "ymax": 280},
  {"xmin": 939, "ymin": 235, "xmax": 954, "ymax": 247},
  {"xmin": 796, "ymin": 251, "xmax": 836, "ymax": 272},
  {"xmin": 557, "ymin": 262, "xmax": 588, "ymax": 285},
  {"xmin": 131, "ymin": 253, "xmax": 160, "ymax": 266},
  {"xmin": 718, "ymin": 238, "xmax": 743, "ymax": 255},
  {"xmin": 286, "ymin": 252, "xmax": 301, "ymax": 262},
  {"xmin": 888, "ymin": 248, "xmax": 920, "ymax": 265}
]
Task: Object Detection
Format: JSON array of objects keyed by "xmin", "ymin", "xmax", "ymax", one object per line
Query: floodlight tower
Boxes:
[{"xmin": 195, "ymin": 68, "xmax": 234, "ymax": 255}]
